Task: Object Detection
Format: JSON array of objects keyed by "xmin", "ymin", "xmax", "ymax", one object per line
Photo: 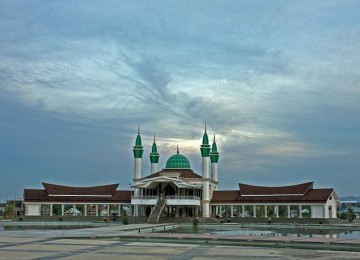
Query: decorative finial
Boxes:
[
  {"xmin": 138, "ymin": 125, "xmax": 140, "ymax": 134},
  {"xmin": 153, "ymin": 134, "xmax": 156, "ymax": 143},
  {"xmin": 213, "ymin": 134, "xmax": 216, "ymax": 142},
  {"xmin": 177, "ymin": 145, "xmax": 179, "ymax": 154},
  {"xmin": 205, "ymin": 121, "xmax": 207, "ymax": 133}
]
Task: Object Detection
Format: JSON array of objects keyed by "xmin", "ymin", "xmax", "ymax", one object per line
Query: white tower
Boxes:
[
  {"xmin": 210, "ymin": 135, "xmax": 219, "ymax": 190},
  {"xmin": 149, "ymin": 135, "xmax": 160, "ymax": 174},
  {"xmin": 200, "ymin": 125, "xmax": 211, "ymax": 217},
  {"xmin": 133, "ymin": 127, "xmax": 143, "ymax": 216},
  {"xmin": 133, "ymin": 127, "xmax": 143, "ymax": 180}
]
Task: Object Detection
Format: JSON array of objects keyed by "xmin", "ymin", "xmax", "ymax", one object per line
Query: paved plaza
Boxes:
[
  {"xmin": 1, "ymin": 223, "xmax": 360, "ymax": 259},
  {"xmin": 2, "ymin": 237, "xmax": 360, "ymax": 260}
]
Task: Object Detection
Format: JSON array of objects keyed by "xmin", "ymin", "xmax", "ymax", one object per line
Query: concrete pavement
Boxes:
[{"xmin": 1, "ymin": 223, "xmax": 360, "ymax": 259}]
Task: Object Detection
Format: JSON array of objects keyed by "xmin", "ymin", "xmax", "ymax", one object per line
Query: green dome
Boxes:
[{"xmin": 165, "ymin": 153, "xmax": 191, "ymax": 169}]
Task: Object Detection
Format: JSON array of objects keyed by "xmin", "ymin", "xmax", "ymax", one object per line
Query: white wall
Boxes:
[
  {"xmin": 311, "ymin": 205, "xmax": 324, "ymax": 218},
  {"xmin": 25, "ymin": 204, "xmax": 40, "ymax": 216},
  {"xmin": 325, "ymin": 194, "xmax": 338, "ymax": 218}
]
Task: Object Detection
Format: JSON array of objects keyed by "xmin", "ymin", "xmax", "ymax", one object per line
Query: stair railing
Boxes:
[
  {"xmin": 156, "ymin": 197, "xmax": 167, "ymax": 223},
  {"xmin": 147, "ymin": 197, "xmax": 159, "ymax": 223}
]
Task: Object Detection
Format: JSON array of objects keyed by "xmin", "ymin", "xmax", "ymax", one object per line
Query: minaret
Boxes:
[
  {"xmin": 200, "ymin": 124, "xmax": 211, "ymax": 217},
  {"xmin": 210, "ymin": 135, "xmax": 220, "ymax": 190},
  {"xmin": 133, "ymin": 126, "xmax": 143, "ymax": 180},
  {"xmin": 150, "ymin": 135, "xmax": 160, "ymax": 174}
]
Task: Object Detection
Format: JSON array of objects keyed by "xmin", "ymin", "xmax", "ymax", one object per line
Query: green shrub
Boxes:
[
  {"xmin": 193, "ymin": 218, "xmax": 199, "ymax": 226},
  {"xmin": 122, "ymin": 215, "xmax": 129, "ymax": 225}
]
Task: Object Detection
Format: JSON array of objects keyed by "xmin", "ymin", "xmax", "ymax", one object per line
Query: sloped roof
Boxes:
[
  {"xmin": 239, "ymin": 182, "xmax": 313, "ymax": 196},
  {"xmin": 42, "ymin": 183, "xmax": 119, "ymax": 196},
  {"xmin": 24, "ymin": 189, "xmax": 131, "ymax": 203},
  {"xmin": 143, "ymin": 169, "xmax": 202, "ymax": 179},
  {"xmin": 211, "ymin": 188, "xmax": 333, "ymax": 204}
]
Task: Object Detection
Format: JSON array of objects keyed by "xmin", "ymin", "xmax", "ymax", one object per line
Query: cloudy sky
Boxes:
[{"xmin": 1, "ymin": 1, "xmax": 360, "ymax": 201}]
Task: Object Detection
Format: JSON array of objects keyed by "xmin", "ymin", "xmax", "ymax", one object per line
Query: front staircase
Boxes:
[{"xmin": 148, "ymin": 197, "xmax": 166, "ymax": 224}]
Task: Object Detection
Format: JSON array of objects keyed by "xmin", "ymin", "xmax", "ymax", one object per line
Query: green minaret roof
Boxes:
[
  {"xmin": 200, "ymin": 125, "xmax": 211, "ymax": 157},
  {"xmin": 150, "ymin": 135, "xmax": 159, "ymax": 163},
  {"xmin": 210, "ymin": 134, "xmax": 219, "ymax": 163},
  {"xmin": 133, "ymin": 127, "xmax": 143, "ymax": 158},
  {"xmin": 135, "ymin": 126, "xmax": 142, "ymax": 146},
  {"xmin": 151, "ymin": 135, "xmax": 157, "ymax": 153},
  {"xmin": 202, "ymin": 124, "xmax": 209, "ymax": 145}
]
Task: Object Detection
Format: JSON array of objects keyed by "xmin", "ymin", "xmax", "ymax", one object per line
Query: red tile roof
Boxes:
[
  {"xmin": 24, "ymin": 189, "xmax": 131, "ymax": 203},
  {"xmin": 42, "ymin": 183, "xmax": 119, "ymax": 196},
  {"xmin": 239, "ymin": 182, "xmax": 314, "ymax": 196},
  {"xmin": 211, "ymin": 188, "xmax": 333, "ymax": 204},
  {"xmin": 143, "ymin": 169, "xmax": 202, "ymax": 179}
]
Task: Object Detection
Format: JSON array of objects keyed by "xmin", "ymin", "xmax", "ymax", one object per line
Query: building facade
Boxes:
[{"xmin": 24, "ymin": 127, "xmax": 339, "ymax": 220}]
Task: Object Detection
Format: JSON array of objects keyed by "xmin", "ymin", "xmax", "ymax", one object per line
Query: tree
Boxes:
[
  {"xmin": 347, "ymin": 208, "xmax": 356, "ymax": 222},
  {"xmin": 4, "ymin": 204, "xmax": 14, "ymax": 219}
]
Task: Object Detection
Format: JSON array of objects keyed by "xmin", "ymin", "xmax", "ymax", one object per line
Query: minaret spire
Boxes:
[
  {"xmin": 150, "ymin": 134, "xmax": 159, "ymax": 174},
  {"xmin": 177, "ymin": 144, "xmax": 179, "ymax": 154}
]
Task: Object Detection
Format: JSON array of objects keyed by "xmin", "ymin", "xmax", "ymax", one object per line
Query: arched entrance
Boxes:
[{"xmin": 163, "ymin": 184, "xmax": 176, "ymax": 197}]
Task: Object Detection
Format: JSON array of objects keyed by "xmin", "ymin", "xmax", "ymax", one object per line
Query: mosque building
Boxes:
[{"xmin": 23, "ymin": 127, "xmax": 339, "ymax": 220}]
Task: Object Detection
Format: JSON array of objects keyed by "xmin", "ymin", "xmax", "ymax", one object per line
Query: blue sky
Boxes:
[{"xmin": 1, "ymin": 1, "xmax": 360, "ymax": 201}]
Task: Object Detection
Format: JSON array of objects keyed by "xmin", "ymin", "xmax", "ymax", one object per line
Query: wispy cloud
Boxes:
[{"xmin": 1, "ymin": 1, "xmax": 360, "ymax": 199}]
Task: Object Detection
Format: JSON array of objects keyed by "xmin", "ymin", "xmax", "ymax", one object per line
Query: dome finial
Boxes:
[
  {"xmin": 138, "ymin": 125, "xmax": 140, "ymax": 134},
  {"xmin": 205, "ymin": 121, "xmax": 207, "ymax": 133},
  {"xmin": 153, "ymin": 134, "xmax": 156, "ymax": 143},
  {"xmin": 177, "ymin": 144, "xmax": 179, "ymax": 154}
]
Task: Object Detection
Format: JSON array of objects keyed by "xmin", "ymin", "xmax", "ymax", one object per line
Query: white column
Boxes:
[
  {"xmin": 50, "ymin": 204, "xmax": 53, "ymax": 216},
  {"xmin": 211, "ymin": 163, "xmax": 218, "ymax": 184},
  {"xmin": 275, "ymin": 205, "xmax": 279, "ymax": 218},
  {"xmin": 135, "ymin": 158, "xmax": 142, "ymax": 179},
  {"xmin": 253, "ymin": 205, "xmax": 256, "ymax": 217},
  {"xmin": 84, "ymin": 205, "xmax": 87, "ymax": 216},
  {"xmin": 202, "ymin": 179, "xmax": 210, "ymax": 217},
  {"xmin": 265, "ymin": 206, "xmax": 268, "ymax": 218},
  {"xmin": 61, "ymin": 204, "xmax": 64, "ymax": 216},
  {"xmin": 299, "ymin": 205, "xmax": 302, "ymax": 218},
  {"xmin": 151, "ymin": 163, "xmax": 157, "ymax": 174},
  {"xmin": 287, "ymin": 205, "xmax": 291, "ymax": 218},
  {"xmin": 96, "ymin": 205, "xmax": 99, "ymax": 216},
  {"xmin": 202, "ymin": 157, "xmax": 210, "ymax": 179},
  {"xmin": 134, "ymin": 188, "xmax": 140, "ymax": 216}
]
